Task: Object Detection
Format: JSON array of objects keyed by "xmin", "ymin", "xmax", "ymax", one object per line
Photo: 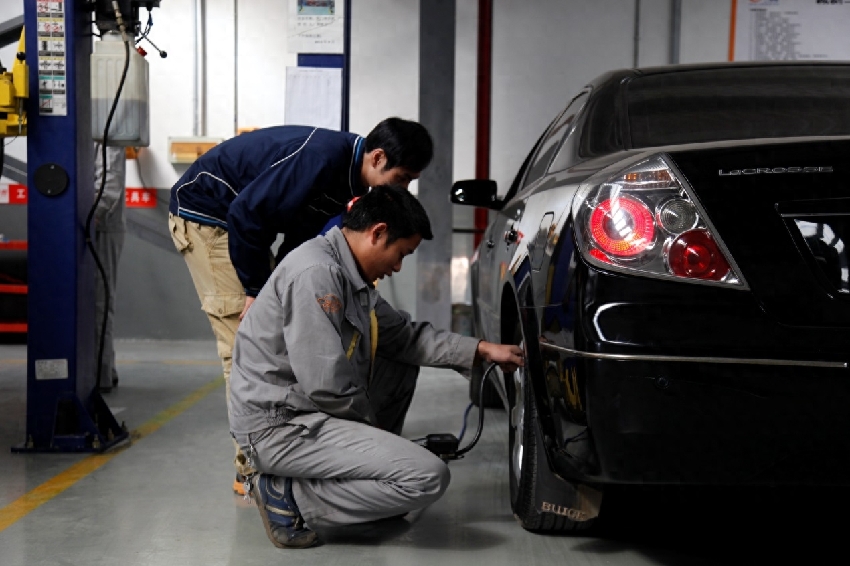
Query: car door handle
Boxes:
[{"xmin": 504, "ymin": 228, "xmax": 519, "ymax": 244}]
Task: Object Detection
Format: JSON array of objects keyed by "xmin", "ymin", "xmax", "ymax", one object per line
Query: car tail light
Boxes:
[
  {"xmin": 572, "ymin": 155, "xmax": 745, "ymax": 287},
  {"xmin": 588, "ymin": 196, "xmax": 655, "ymax": 257},
  {"xmin": 666, "ymin": 229, "xmax": 730, "ymax": 280}
]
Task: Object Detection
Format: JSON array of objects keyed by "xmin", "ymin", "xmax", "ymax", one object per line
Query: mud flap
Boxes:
[{"xmin": 532, "ymin": 416, "xmax": 602, "ymax": 522}]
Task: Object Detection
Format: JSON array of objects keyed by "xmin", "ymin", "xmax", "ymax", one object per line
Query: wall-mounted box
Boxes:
[
  {"xmin": 168, "ymin": 137, "xmax": 223, "ymax": 164},
  {"xmin": 92, "ymin": 33, "xmax": 149, "ymax": 146}
]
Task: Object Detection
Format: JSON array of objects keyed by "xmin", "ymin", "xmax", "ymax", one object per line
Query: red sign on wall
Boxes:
[
  {"xmin": 125, "ymin": 187, "xmax": 157, "ymax": 208},
  {"xmin": 0, "ymin": 184, "xmax": 28, "ymax": 204}
]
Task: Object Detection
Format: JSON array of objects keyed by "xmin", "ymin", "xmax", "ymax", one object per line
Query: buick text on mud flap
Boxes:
[
  {"xmin": 719, "ymin": 166, "xmax": 833, "ymax": 176},
  {"xmin": 541, "ymin": 501, "xmax": 590, "ymax": 521}
]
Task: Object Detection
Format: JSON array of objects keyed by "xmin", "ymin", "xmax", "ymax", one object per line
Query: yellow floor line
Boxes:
[
  {"xmin": 163, "ymin": 360, "xmax": 222, "ymax": 366},
  {"xmin": 0, "ymin": 376, "xmax": 224, "ymax": 533},
  {"xmin": 0, "ymin": 359, "xmax": 220, "ymax": 366}
]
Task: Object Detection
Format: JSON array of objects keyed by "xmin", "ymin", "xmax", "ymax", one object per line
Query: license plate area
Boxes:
[{"xmin": 780, "ymin": 198, "xmax": 850, "ymax": 298}]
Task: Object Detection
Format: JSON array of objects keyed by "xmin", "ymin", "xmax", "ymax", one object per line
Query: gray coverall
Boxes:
[
  {"xmin": 229, "ymin": 226, "xmax": 481, "ymax": 528},
  {"xmin": 93, "ymin": 142, "xmax": 126, "ymax": 390}
]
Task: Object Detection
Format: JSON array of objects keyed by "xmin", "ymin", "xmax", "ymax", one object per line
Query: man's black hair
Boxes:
[
  {"xmin": 364, "ymin": 117, "xmax": 434, "ymax": 173},
  {"xmin": 343, "ymin": 185, "xmax": 433, "ymax": 243}
]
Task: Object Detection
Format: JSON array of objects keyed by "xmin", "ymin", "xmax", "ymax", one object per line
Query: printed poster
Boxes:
[
  {"xmin": 287, "ymin": 0, "xmax": 344, "ymax": 54},
  {"xmin": 732, "ymin": 0, "xmax": 850, "ymax": 61},
  {"xmin": 284, "ymin": 66, "xmax": 342, "ymax": 130},
  {"xmin": 36, "ymin": 0, "xmax": 68, "ymax": 115}
]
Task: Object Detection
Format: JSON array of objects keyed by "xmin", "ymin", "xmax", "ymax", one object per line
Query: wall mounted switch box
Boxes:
[{"xmin": 91, "ymin": 31, "xmax": 150, "ymax": 147}]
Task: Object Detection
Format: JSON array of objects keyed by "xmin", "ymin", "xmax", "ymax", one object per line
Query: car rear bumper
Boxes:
[
  {"xmin": 572, "ymin": 352, "xmax": 850, "ymax": 486},
  {"xmin": 534, "ymin": 261, "xmax": 850, "ymax": 487}
]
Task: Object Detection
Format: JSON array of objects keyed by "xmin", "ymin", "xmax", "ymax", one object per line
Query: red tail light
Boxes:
[
  {"xmin": 667, "ymin": 229, "xmax": 730, "ymax": 281},
  {"xmin": 572, "ymin": 154, "xmax": 746, "ymax": 288},
  {"xmin": 589, "ymin": 248, "xmax": 612, "ymax": 263},
  {"xmin": 589, "ymin": 197, "xmax": 655, "ymax": 257}
]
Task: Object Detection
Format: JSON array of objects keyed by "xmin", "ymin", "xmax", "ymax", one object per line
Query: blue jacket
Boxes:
[{"xmin": 168, "ymin": 126, "xmax": 366, "ymax": 296}]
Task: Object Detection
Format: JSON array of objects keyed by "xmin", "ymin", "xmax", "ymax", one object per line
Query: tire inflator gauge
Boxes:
[{"xmin": 415, "ymin": 363, "xmax": 499, "ymax": 461}]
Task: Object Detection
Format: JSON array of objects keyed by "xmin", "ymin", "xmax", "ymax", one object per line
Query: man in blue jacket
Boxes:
[{"xmin": 167, "ymin": 118, "xmax": 433, "ymax": 495}]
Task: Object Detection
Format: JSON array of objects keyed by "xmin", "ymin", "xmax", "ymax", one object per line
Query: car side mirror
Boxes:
[{"xmin": 450, "ymin": 179, "xmax": 500, "ymax": 209}]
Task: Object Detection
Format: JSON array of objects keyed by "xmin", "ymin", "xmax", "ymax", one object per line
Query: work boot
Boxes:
[
  {"xmin": 233, "ymin": 473, "xmax": 247, "ymax": 496},
  {"xmin": 249, "ymin": 474, "xmax": 318, "ymax": 549}
]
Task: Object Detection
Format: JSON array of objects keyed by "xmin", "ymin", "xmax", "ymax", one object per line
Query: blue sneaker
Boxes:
[{"xmin": 250, "ymin": 474, "xmax": 318, "ymax": 549}]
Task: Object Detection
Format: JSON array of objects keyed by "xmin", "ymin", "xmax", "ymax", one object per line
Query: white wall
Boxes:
[
  {"xmin": 138, "ymin": 0, "xmax": 298, "ymax": 189},
  {"xmin": 2, "ymin": 0, "xmax": 749, "ymax": 337},
  {"xmin": 0, "ymin": 0, "xmax": 738, "ymax": 196},
  {"xmin": 138, "ymin": 0, "xmax": 423, "ymax": 188},
  {"xmin": 132, "ymin": 0, "xmax": 737, "ymax": 211},
  {"xmin": 350, "ymin": 1, "xmax": 420, "ymax": 149},
  {"xmin": 486, "ymin": 0, "xmax": 676, "ymax": 192},
  {"xmin": 680, "ymin": 0, "xmax": 732, "ymax": 64},
  {"xmin": 349, "ymin": 0, "xmax": 421, "ymax": 313}
]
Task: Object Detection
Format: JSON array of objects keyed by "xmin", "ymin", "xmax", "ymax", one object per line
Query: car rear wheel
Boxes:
[{"xmin": 507, "ymin": 338, "xmax": 597, "ymax": 532}]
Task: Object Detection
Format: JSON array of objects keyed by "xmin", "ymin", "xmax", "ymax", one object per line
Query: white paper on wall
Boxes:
[
  {"xmin": 733, "ymin": 0, "xmax": 850, "ymax": 61},
  {"xmin": 284, "ymin": 66, "xmax": 342, "ymax": 130},
  {"xmin": 287, "ymin": 0, "xmax": 344, "ymax": 54}
]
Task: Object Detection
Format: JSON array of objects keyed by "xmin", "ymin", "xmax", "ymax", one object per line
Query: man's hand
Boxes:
[
  {"xmin": 476, "ymin": 341, "xmax": 524, "ymax": 373},
  {"xmin": 239, "ymin": 296, "xmax": 255, "ymax": 321}
]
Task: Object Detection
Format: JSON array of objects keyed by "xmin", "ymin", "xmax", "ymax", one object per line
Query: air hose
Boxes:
[{"xmin": 418, "ymin": 362, "xmax": 499, "ymax": 461}]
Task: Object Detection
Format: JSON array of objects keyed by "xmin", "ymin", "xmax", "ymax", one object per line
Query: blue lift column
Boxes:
[{"xmin": 13, "ymin": 0, "xmax": 127, "ymax": 453}]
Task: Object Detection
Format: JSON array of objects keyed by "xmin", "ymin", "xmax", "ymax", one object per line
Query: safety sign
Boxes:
[
  {"xmin": 125, "ymin": 187, "xmax": 157, "ymax": 208},
  {"xmin": 36, "ymin": 1, "xmax": 68, "ymax": 116},
  {"xmin": 0, "ymin": 184, "xmax": 28, "ymax": 204}
]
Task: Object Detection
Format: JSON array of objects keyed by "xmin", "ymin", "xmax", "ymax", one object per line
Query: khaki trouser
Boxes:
[{"xmin": 168, "ymin": 213, "xmax": 256, "ymax": 477}]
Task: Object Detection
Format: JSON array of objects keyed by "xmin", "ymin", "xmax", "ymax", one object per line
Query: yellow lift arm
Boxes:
[{"xmin": 0, "ymin": 26, "xmax": 28, "ymax": 137}]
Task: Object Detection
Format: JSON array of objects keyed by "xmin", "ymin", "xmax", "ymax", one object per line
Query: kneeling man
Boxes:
[{"xmin": 228, "ymin": 184, "xmax": 523, "ymax": 549}]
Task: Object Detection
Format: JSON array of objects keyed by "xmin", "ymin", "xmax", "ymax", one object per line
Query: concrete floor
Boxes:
[{"xmin": 0, "ymin": 339, "xmax": 845, "ymax": 565}]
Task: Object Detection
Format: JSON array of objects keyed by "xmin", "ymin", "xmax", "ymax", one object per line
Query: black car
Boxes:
[{"xmin": 450, "ymin": 62, "xmax": 850, "ymax": 533}]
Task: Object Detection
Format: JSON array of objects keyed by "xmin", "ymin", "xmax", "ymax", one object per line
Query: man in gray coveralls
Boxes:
[
  {"xmin": 92, "ymin": 141, "xmax": 126, "ymax": 393},
  {"xmin": 228, "ymin": 184, "xmax": 524, "ymax": 549}
]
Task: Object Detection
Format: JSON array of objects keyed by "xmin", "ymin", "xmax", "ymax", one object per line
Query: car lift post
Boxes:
[{"xmin": 12, "ymin": 0, "xmax": 127, "ymax": 453}]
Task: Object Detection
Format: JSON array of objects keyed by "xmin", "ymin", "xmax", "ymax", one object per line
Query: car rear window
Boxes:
[{"xmin": 626, "ymin": 66, "xmax": 850, "ymax": 147}]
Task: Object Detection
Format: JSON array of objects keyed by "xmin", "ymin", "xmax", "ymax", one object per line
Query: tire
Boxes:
[
  {"xmin": 469, "ymin": 363, "xmax": 502, "ymax": 408},
  {"xmin": 507, "ymin": 339, "xmax": 597, "ymax": 532}
]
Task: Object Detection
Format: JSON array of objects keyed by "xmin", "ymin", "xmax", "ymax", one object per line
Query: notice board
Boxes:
[{"xmin": 731, "ymin": 0, "xmax": 850, "ymax": 61}]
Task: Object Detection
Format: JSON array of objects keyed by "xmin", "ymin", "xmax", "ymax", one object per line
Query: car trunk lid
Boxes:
[{"xmin": 667, "ymin": 138, "xmax": 850, "ymax": 329}]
